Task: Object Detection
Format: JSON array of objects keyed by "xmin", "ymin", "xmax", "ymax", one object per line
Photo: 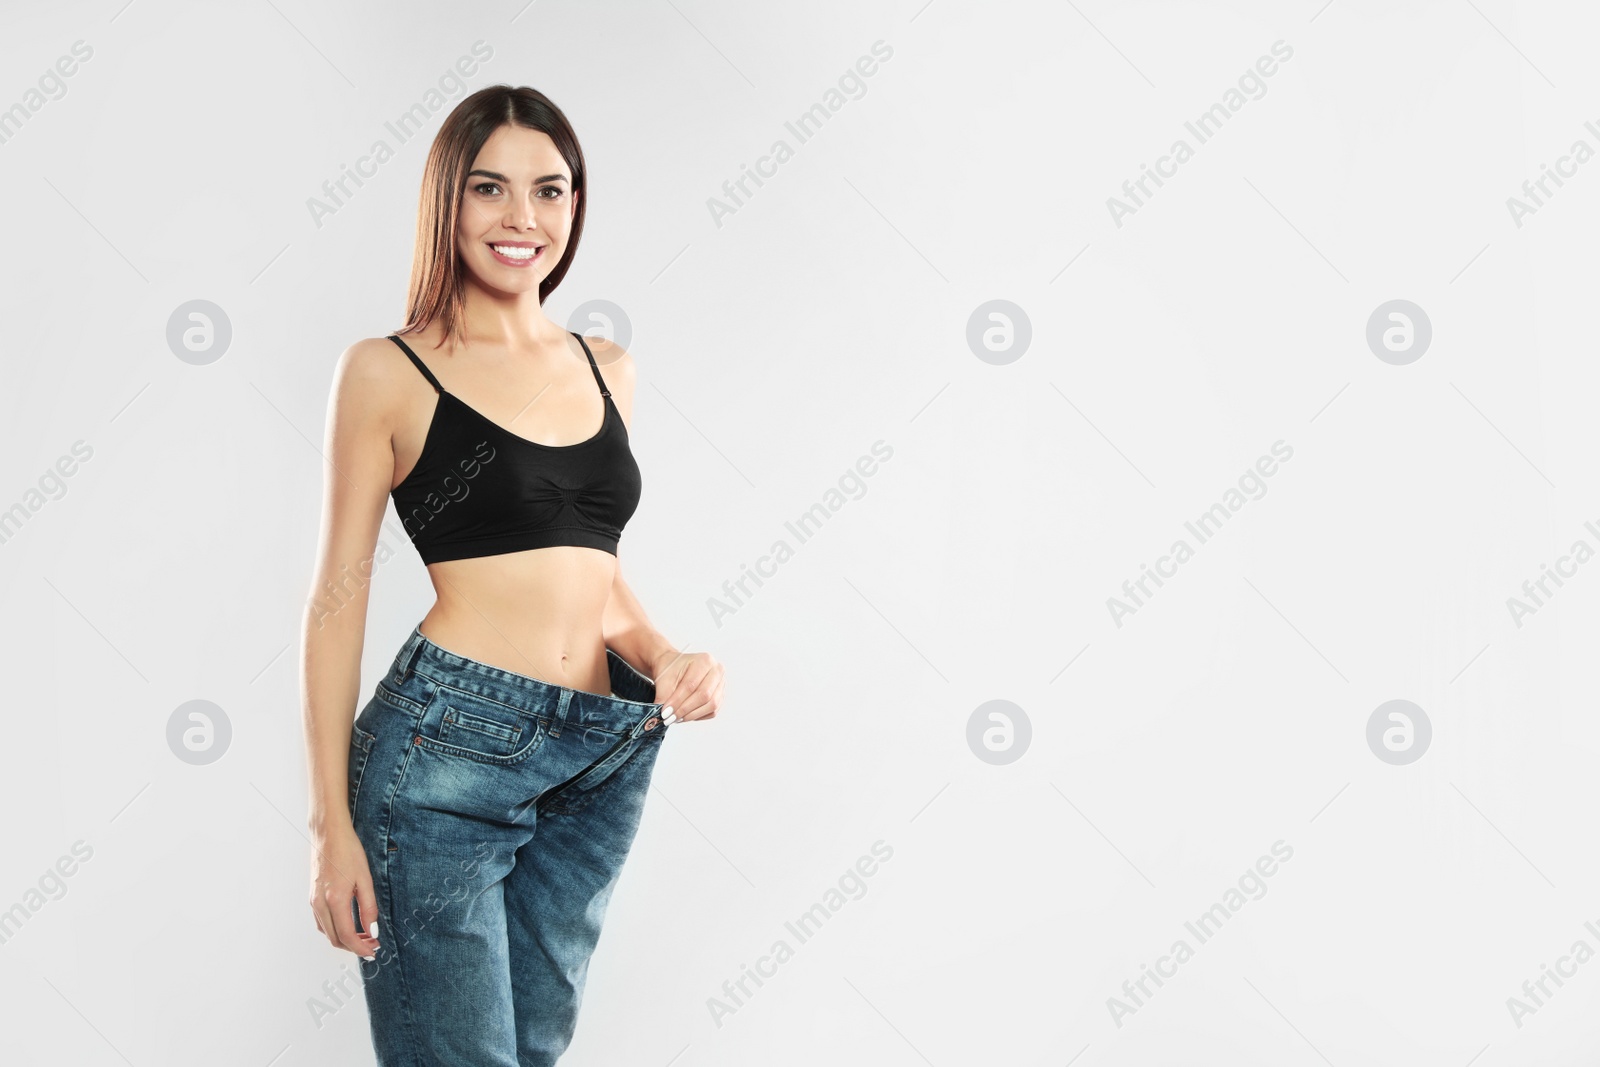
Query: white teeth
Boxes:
[{"xmin": 492, "ymin": 245, "xmax": 539, "ymax": 259}]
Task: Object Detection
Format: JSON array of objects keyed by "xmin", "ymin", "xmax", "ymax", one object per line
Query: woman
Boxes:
[{"xmin": 299, "ymin": 84, "xmax": 724, "ymax": 1065}]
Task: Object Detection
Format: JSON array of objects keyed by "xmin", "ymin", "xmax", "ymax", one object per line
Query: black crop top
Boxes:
[{"xmin": 386, "ymin": 332, "xmax": 642, "ymax": 564}]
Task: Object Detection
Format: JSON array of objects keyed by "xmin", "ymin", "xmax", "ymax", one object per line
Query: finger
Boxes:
[
  {"xmin": 355, "ymin": 876, "xmax": 382, "ymax": 950},
  {"xmin": 672, "ymin": 683, "xmax": 716, "ymax": 723},
  {"xmin": 700, "ymin": 675, "xmax": 725, "ymax": 720},
  {"xmin": 671, "ymin": 684, "xmax": 706, "ymax": 718},
  {"xmin": 655, "ymin": 653, "xmax": 704, "ymax": 709},
  {"xmin": 656, "ymin": 675, "xmax": 686, "ymax": 721},
  {"xmin": 326, "ymin": 883, "xmax": 378, "ymax": 957},
  {"xmin": 661, "ymin": 662, "xmax": 712, "ymax": 721},
  {"xmin": 677, "ymin": 666, "xmax": 724, "ymax": 722}
]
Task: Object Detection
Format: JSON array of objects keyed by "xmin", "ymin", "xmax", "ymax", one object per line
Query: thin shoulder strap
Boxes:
[
  {"xmin": 572, "ymin": 332, "xmax": 611, "ymax": 397},
  {"xmin": 387, "ymin": 335, "xmax": 443, "ymax": 394}
]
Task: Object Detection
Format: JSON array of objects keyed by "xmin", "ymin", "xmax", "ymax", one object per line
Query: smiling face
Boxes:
[{"xmin": 454, "ymin": 123, "xmax": 578, "ymax": 295}]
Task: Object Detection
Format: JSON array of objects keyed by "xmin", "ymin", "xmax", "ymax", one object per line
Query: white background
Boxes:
[{"xmin": 0, "ymin": 0, "xmax": 1596, "ymax": 1064}]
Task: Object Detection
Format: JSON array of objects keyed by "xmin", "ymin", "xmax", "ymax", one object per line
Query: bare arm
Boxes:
[
  {"xmin": 589, "ymin": 338, "xmax": 679, "ymax": 679},
  {"xmin": 300, "ymin": 339, "xmax": 398, "ymax": 836}
]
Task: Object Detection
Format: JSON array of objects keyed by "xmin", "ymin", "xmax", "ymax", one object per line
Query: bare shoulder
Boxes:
[
  {"xmin": 336, "ymin": 335, "xmax": 407, "ymax": 382},
  {"xmin": 579, "ymin": 333, "xmax": 638, "ymax": 427},
  {"xmin": 578, "ymin": 333, "xmax": 636, "ymax": 388},
  {"xmin": 328, "ymin": 335, "xmax": 415, "ymax": 426}
]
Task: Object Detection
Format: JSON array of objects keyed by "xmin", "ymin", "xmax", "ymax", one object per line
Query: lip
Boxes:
[{"xmin": 487, "ymin": 241, "xmax": 544, "ymax": 268}]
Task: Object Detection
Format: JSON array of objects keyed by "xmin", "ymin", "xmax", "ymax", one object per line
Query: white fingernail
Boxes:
[
  {"xmin": 369, "ymin": 921, "xmax": 379, "ymax": 938},
  {"xmin": 363, "ymin": 955, "xmax": 375, "ymax": 962}
]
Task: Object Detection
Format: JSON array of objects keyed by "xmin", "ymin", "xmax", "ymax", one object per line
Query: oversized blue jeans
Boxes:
[{"xmin": 347, "ymin": 625, "xmax": 672, "ymax": 1065}]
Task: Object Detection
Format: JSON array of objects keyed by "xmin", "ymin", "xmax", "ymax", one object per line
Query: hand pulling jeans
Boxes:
[{"xmin": 346, "ymin": 624, "xmax": 672, "ymax": 1065}]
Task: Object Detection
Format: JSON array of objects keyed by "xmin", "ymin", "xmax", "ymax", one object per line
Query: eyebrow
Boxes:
[{"xmin": 466, "ymin": 169, "xmax": 569, "ymax": 184}]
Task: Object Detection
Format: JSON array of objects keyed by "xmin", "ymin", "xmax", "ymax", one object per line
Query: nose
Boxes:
[{"xmin": 504, "ymin": 193, "xmax": 539, "ymax": 231}]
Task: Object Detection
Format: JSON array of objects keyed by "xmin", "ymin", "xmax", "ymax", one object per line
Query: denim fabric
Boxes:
[{"xmin": 347, "ymin": 625, "xmax": 671, "ymax": 1066}]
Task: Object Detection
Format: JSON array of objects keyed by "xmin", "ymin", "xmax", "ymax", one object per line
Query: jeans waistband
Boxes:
[{"xmin": 389, "ymin": 625, "xmax": 664, "ymax": 737}]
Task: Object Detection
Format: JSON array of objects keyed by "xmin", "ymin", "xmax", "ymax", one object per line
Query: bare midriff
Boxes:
[{"xmin": 417, "ymin": 549, "xmax": 618, "ymax": 698}]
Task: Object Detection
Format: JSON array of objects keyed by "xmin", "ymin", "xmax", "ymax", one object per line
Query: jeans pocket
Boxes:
[{"xmin": 413, "ymin": 686, "xmax": 550, "ymax": 766}]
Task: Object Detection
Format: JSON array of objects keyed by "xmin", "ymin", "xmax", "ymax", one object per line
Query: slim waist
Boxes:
[{"xmin": 388, "ymin": 624, "xmax": 661, "ymax": 723}]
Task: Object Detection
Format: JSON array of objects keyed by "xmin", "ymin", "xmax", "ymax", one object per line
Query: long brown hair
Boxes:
[{"xmin": 396, "ymin": 84, "xmax": 587, "ymax": 348}]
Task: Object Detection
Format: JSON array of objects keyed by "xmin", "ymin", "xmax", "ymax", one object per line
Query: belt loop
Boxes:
[
  {"xmin": 549, "ymin": 689, "xmax": 573, "ymax": 738},
  {"xmin": 394, "ymin": 628, "xmax": 425, "ymax": 684}
]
